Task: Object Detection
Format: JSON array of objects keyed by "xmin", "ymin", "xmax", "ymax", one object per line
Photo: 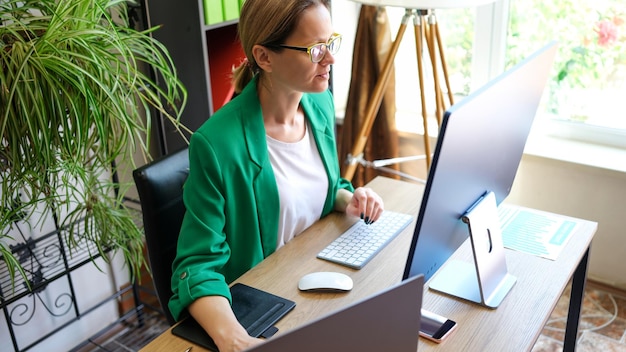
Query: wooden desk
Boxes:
[{"xmin": 141, "ymin": 176, "xmax": 596, "ymax": 352}]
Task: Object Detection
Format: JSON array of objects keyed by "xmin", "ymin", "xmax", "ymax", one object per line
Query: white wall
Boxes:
[{"xmin": 507, "ymin": 148, "xmax": 626, "ymax": 289}]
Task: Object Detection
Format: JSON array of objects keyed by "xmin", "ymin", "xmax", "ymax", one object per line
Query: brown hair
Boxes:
[{"xmin": 232, "ymin": 0, "xmax": 331, "ymax": 93}]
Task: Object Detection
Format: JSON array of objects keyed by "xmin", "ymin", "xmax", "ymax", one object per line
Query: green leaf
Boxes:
[{"xmin": 1, "ymin": 0, "xmax": 191, "ymax": 285}]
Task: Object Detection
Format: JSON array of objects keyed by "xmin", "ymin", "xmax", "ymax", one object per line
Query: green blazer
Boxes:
[{"xmin": 169, "ymin": 77, "xmax": 354, "ymax": 320}]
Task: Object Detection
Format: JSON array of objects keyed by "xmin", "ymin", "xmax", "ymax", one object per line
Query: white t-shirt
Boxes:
[{"xmin": 266, "ymin": 123, "xmax": 328, "ymax": 248}]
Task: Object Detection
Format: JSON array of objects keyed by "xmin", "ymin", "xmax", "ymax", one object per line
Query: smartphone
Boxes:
[{"xmin": 419, "ymin": 309, "xmax": 457, "ymax": 343}]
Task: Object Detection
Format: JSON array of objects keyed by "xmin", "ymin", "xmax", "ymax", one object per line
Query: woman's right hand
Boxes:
[
  {"xmin": 215, "ymin": 334, "xmax": 264, "ymax": 352},
  {"xmin": 188, "ymin": 296, "xmax": 264, "ymax": 352}
]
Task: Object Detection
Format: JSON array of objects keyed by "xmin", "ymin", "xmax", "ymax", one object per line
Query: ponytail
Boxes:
[{"xmin": 232, "ymin": 58, "xmax": 257, "ymax": 94}]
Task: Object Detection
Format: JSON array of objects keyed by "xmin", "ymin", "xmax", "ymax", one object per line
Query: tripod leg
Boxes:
[
  {"xmin": 434, "ymin": 20, "xmax": 455, "ymax": 107},
  {"xmin": 414, "ymin": 12, "xmax": 432, "ymax": 170},
  {"xmin": 424, "ymin": 12, "xmax": 444, "ymax": 126},
  {"xmin": 343, "ymin": 10, "xmax": 411, "ymax": 181}
]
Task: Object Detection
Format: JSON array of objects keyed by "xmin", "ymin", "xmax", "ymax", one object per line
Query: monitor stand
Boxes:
[{"xmin": 428, "ymin": 191, "xmax": 516, "ymax": 309}]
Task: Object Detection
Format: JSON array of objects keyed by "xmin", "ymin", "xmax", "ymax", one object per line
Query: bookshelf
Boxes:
[{"xmin": 143, "ymin": 0, "xmax": 245, "ymax": 154}]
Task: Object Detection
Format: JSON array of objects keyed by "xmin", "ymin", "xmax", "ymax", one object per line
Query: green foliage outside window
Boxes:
[{"xmin": 508, "ymin": 0, "xmax": 625, "ymax": 126}]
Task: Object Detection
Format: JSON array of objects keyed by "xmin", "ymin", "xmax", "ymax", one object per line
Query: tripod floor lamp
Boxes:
[{"xmin": 343, "ymin": 0, "xmax": 496, "ymax": 182}]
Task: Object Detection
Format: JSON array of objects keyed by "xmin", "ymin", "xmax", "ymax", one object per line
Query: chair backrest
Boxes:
[{"xmin": 133, "ymin": 148, "xmax": 189, "ymax": 325}]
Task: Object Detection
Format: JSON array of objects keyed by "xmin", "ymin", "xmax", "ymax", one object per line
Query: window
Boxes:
[
  {"xmin": 333, "ymin": 1, "xmax": 625, "ymax": 149},
  {"xmin": 505, "ymin": 0, "xmax": 626, "ymax": 147}
]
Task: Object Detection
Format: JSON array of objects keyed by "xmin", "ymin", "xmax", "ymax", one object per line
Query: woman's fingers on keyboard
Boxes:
[{"xmin": 352, "ymin": 187, "xmax": 384, "ymax": 224}]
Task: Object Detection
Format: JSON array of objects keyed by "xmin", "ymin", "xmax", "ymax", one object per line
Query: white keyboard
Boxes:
[{"xmin": 317, "ymin": 211, "xmax": 414, "ymax": 269}]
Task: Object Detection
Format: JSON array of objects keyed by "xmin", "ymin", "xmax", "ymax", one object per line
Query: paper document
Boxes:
[{"xmin": 498, "ymin": 205, "xmax": 577, "ymax": 260}]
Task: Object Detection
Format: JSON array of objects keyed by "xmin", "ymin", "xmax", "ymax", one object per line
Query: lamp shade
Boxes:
[{"xmin": 349, "ymin": 0, "xmax": 496, "ymax": 9}]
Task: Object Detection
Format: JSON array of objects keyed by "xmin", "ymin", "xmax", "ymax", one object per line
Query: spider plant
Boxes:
[{"xmin": 0, "ymin": 0, "xmax": 189, "ymax": 286}]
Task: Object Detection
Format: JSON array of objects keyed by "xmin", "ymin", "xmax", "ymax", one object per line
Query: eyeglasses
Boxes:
[{"xmin": 272, "ymin": 33, "xmax": 342, "ymax": 63}]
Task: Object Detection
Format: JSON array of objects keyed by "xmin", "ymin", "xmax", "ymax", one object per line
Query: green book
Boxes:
[
  {"xmin": 203, "ymin": 0, "xmax": 224, "ymax": 25},
  {"xmin": 222, "ymin": 0, "xmax": 239, "ymax": 21}
]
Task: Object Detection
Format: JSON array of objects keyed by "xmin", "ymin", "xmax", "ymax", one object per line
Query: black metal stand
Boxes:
[{"xmin": 0, "ymin": 202, "xmax": 150, "ymax": 352}]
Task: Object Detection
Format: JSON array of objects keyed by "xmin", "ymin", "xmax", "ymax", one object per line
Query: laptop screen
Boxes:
[{"xmin": 245, "ymin": 274, "xmax": 424, "ymax": 352}]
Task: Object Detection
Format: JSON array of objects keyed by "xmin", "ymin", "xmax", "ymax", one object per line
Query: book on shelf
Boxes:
[
  {"xmin": 203, "ymin": 0, "xmax": 224, "ymax": 25},
  {"xmin": 223, "ymin": 0, "xmax": 240, "ymax": 21}
]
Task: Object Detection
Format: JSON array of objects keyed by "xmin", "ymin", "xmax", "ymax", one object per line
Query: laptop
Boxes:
[{"xmin": 245, "ymin": 274, "xmax": 424, "ymax": 352}]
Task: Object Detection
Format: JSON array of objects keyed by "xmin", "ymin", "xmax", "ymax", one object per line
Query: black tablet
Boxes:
[{"xmin": 171, "ymin": 283, "xmax": 296, "ymax": 351}]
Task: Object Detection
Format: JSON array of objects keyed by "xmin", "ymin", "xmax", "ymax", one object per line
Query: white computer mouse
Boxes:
[{"xmin": 298, "ymin": 271, "xmax": 353, "ymax": 292}]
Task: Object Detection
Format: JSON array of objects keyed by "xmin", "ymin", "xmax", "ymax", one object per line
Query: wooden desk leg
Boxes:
[{"xmin": 563, "ymin": 248, "xmax": 590, "ymax": 351}]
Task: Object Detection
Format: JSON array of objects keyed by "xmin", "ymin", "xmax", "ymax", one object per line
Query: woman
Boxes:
[{"xmin": 169, "ymin": 0, "xmax": 384, "ymax": 350}]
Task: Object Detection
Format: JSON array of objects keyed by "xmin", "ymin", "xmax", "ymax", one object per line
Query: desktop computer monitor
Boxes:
[{"xmin": 402, "ymin": 42, "xmax": 558, "ymax": 285}]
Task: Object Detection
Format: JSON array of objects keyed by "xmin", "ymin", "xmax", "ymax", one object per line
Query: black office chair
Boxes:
[{"xmin": 133, "ymin": 147, "xmax": 189, "ymax": 325}]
